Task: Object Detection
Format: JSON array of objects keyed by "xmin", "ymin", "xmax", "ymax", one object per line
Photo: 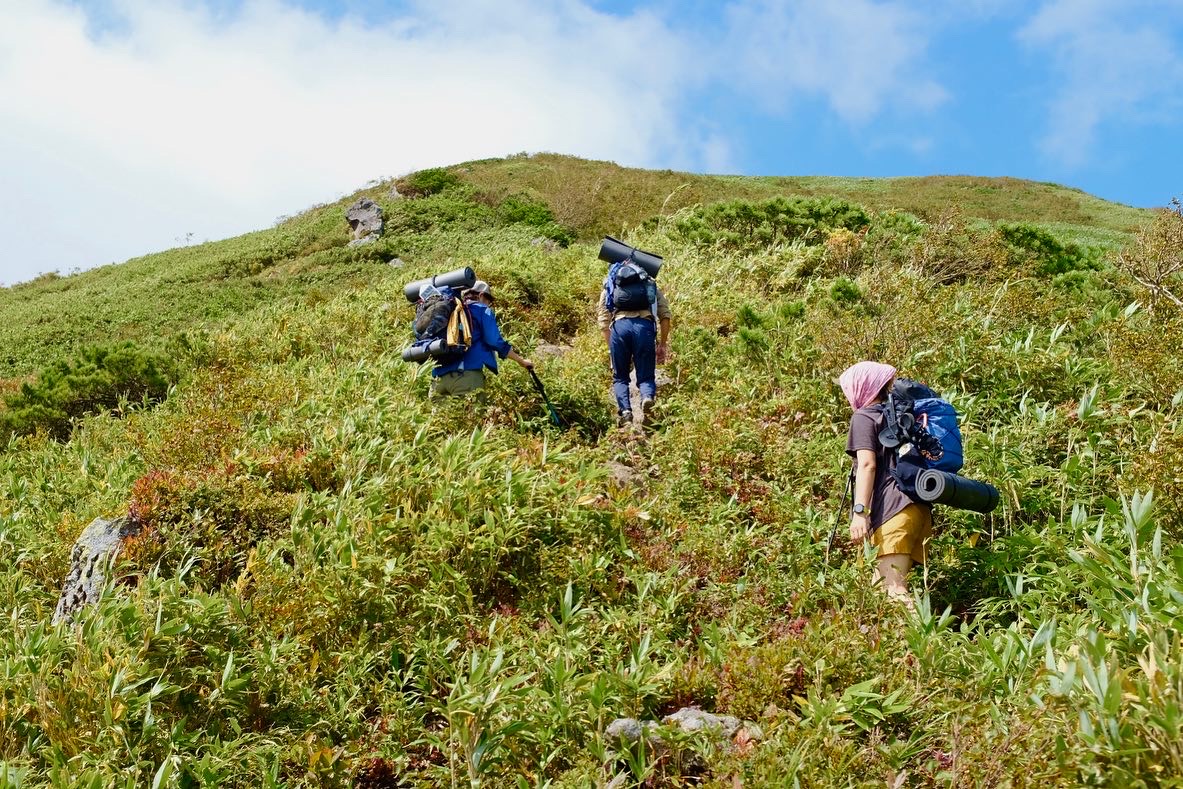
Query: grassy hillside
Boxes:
[
  {"xmin": 457, "ymin": 153, "xmax": 1146, "ymax": 245},
  {"xmin": 1, "ymin": 154, "xmax": 1181, "ymax": 787}
]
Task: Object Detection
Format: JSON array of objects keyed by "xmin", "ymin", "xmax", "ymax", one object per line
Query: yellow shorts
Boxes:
[{"xmin": 872, "ymin": 504, "xmax": 932, "ymax": 564}]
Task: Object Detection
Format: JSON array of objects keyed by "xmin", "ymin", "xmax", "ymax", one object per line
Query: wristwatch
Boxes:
[{"xmin": 853, "ymin": 503, "xmax": 871, "ymax": 516}]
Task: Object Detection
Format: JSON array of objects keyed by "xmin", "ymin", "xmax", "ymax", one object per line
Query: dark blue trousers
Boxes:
[{"xmin": 609, "ymin": 317, "xmax": 656, "ymax": 413}]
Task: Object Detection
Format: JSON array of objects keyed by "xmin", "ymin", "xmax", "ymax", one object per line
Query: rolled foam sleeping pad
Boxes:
[
  {"xmin": 403, "ymin": 267, "xmax": 477, "ymax": 303},
  {"xmin": 401, "ymin": 340, "xmax": 447, "ymax": 363},
  {"xmin": 916, "ymin": 469, "xmax": 1000, "ymax": 513},
  {"xmin": 598, "ymin": 236, "xmax": 663, "ymax": 278}
]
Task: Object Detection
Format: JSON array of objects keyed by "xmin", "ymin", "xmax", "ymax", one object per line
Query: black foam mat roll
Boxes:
[
  {"xmin": 916, "ymin": 469, "xmax": 1000, "ymax": 513},
  {"xmin": 598, "ymin": 236, "xmax": 663, "ymax": 278}
]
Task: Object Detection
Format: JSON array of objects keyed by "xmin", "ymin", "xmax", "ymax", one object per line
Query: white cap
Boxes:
[{"xmin": 468, "ymin": 280, "xmax": 493, "ymax": 300}]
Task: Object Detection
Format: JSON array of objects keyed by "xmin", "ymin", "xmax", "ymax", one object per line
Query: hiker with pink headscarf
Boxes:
[{"xmin": 838, "ymin": 361, "xmax": 933, "ymax": 608}]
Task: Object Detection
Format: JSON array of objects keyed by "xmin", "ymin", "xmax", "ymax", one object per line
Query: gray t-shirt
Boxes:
[{"xmin": 845, "ymin": 406, "xmax": 916, "ymax": 532}]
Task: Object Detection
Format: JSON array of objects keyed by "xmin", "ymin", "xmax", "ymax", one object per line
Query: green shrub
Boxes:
[
  {"xmin": 494, "ymin": 195, "xmax": 575, "ymax": 246},
  {"xmin": 673, "ymin": 197, "xmax": 870, "ymax": 252},
  {"xmin": 397, "ymin": 167, "xmax": 463, "ymax": 198},
  {"xmin": 498, "ymin": 193, "xmax": 554, "ymax": 226},
  {"xmin": 999, "ymin": 222, "xmax": 1101, "ymax": 276},
  {"xmin": 829, "ymin": 277, "xmax": 862, "ymax": 306},
  {"xmin": 736, "ymin": 304, "xmax": 764, "ymax": 329},
  {"xmin": 777, "ymin": 300, "xmax": 806, "ymax": 321},
  {"xmin": 387, "ymin": 189, "xmax": 495, "ymax": 235},
  {"xmin": 862, "ymin": 210, "xmax": 925, "ymax": 266},
  {"xmin": 0, "ymin": 342, "xmax": 177, "ymax": 441}
]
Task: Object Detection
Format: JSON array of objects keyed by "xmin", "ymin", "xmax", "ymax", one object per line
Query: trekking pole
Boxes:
[
  {"xmin": 825, "ymin": 465, "xmax": 854, "ymax": 564},
  {"xmin": 528, "ymin": 369, "xmax": 566, "ymax": 428}
]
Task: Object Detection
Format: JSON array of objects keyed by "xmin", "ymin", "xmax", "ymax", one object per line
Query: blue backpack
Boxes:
[
  {"xmin": 604, "ymin": 257, "xmax": 657, "ymax": 314},
  {"xmin": 877, "ymin": 378, "xmax": 964, "ymax": 501}
]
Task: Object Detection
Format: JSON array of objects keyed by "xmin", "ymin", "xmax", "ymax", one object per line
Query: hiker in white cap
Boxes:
[{"xmin": 429, "ymin": 280, "xmax": 533, "ymax": 400}]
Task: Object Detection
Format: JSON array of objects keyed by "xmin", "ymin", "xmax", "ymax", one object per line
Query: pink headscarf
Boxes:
[{"xmin": 838, "ymin": 361, "xmax": 897, "ymax": 410}]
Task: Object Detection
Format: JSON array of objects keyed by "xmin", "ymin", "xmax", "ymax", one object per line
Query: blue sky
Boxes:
[{"xmin": 2, "ymin": 0, "xmax": 1182, "ymax": 285}]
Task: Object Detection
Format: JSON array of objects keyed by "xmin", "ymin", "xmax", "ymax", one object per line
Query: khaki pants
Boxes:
[
  {"xmin": 431, "ymin": 369, "xmax": 487, "ymax": 401},
  {"xmin": 871, "ymin": 504, "xmax": 932, "ymax": 565}
]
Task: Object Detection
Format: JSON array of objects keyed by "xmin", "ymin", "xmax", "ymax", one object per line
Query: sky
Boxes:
[{"xmin": 1, "ymin": 0, "xmax": 1182, "ymax": 286}]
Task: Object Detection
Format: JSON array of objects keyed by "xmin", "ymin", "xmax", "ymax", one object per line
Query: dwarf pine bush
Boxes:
[
  {"xmin": 672, "ymin": 196, "xmax": 870, "ymax": 252},
  {"xmin": 0, "ymin": 342, "xmax": 176, "ymax": 442}
]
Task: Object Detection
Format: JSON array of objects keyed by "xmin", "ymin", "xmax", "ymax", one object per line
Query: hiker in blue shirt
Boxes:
[
  {"xmin": 431, "ymin": 280, "xmax": 533, "ymax": 400},
  {"xmin": 596, "ymin": 269, "xmax": 672, "ymax": 427}
]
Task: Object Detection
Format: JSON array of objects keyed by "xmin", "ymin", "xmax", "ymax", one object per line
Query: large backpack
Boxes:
[
  {"xmin": 408, "ymin": 286, "xmax": 474, "ymax": 363},
  {"xmin": 875, "ymin": 378, "xmax": 964, "ymax": 501},
  {"xmin": 605, "ymin": 257, "xmax": 657, "ymax": 313}
]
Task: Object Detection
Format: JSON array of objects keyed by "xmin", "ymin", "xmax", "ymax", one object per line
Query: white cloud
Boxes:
[
  {"xmin": 0, "ymin": 0, "xmax": 952, "ymax": 286},
  {"xmin": 0, "ymin": 0, "xmax": 700, "ymax": 285},
  {"xmin": 1018, "ymin": 0, "xmax": 1183, "ymax": 167},
  {"xmin": 720, "ymin": 0, "xmax": 948, "ymax": 123}
]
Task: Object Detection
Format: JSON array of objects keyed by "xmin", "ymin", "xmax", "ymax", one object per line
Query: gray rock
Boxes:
[
  {"xmin": 606, "ymin": 718, "xmax": 643, "ymax": 743},
  {"xmin": 387, "ymin": 257, "xmax": 405, "ymax": 268},
  {"xmin": 605, "ymin": 461, "xmax": 638, "ymax": 487},
  {"xmin": 604, "ymin": 717, "xmax": 662, "ymax": 750},
  {"xmin": 662, "ymin": 707, "xmax": 741, "ymax": 738},
  {"xmin": 345, "ymin": 198, "xmax": 384, "ymax": 241},
  {"xmin": 740, "ymin": 722, "xmax": 764, "ymax": 741},
  {"xmin": 53, "ymin": 515, "xmax": 140, "ymax": 625},
  {"xmin": 530, "ymin": 237, "xmax": 560, "ymax": 252},
  {"xmin": 347, "ymin": 233, "xmax": 378, "ymax": 247},
  {"xmin": 388, "ymin": 184, "xmax": 402, "ymax": 200},
  {"xmin": 605, "ymin": 773, "xmax": 630, "ymax": 789},
  {"xmin": 534, "ymin": 342, "xmax": 573, "ymax": 359}
]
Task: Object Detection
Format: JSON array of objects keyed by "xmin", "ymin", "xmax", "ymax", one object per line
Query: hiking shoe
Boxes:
[
  {"xmin": 641, "ymin": 397, "xmax": 656, "ymax": 417},
  {"xmin": 617, "ymin": 410, "xmax": 633, "ymax": 427}
]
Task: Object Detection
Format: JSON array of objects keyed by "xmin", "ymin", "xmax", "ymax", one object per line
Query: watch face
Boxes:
[{"xmin": 854, "ymin": 504, "xmax": 866, "ymax": 514}]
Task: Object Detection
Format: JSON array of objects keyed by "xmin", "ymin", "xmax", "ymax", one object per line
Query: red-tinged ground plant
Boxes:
[{"xmin": 124, "ymin": 449, "xmax": 335, "ymax": 587}]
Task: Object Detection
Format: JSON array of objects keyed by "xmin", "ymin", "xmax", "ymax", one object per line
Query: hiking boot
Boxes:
[
  {"xmin": 617, "ymin": 410, "xmax": 633, "ymax": 427},
  {"xmin": 640, "ymin": 397, "xmax": 656, "ymax": 423}
]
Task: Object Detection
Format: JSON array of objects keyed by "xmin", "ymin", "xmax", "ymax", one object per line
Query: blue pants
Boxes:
[{"xmin": 610, "ymin": 317, "xmax": 656, "ymax": 413}]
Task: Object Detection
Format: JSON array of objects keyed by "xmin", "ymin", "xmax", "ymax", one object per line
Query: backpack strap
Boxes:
[
  {"xmin": 603, "ymin": 263, "xmax": 618, "ymax": 314},
  {"xmin": 879, "ymin": 394, "xmax": 902, "ymax": 448}
]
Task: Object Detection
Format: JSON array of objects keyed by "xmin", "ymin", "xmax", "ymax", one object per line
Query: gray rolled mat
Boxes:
[
  {"xmin": 916, "ymin": 469, "xmax": 1000, "ymax": 513},
  {"xmin": 403, "ymin": 267, "xmax": 477, "ymax": 302},
  {"xmin": 598, "ymin": 236, "xmax": 663, "ymax": 278},
  {"xmin": 401, "ymin": 339, "xmax": 450, "ymax": 363}
]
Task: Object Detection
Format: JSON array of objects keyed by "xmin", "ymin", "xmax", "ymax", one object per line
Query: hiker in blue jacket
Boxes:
[
  {"xmin": 596, "ymin": 265, "xmax": 672, "ymax": 426},
  {"xmin": 431, "ymin": 281, "xmax": 533, "ymax": 400}
]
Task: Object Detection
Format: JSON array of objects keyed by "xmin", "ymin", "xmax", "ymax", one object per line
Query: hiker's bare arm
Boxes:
[
  {"xmin": 508, "ymin": 349, "xmax": 534, "ymax": 370},
  {"xmin": 656, "ymin": 317, "xmax": 671, "ymax": 363},
  {"xmin": 850, "ymin": 449, "xmax": 876, "ymax": 542}
]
